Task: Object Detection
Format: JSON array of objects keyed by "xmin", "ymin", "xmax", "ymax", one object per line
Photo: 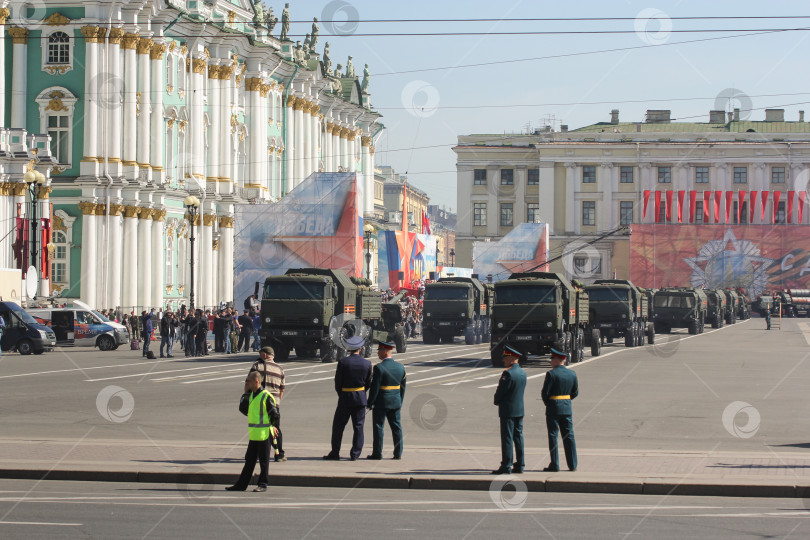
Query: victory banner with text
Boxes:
[
  {"xmin": 630, "ymin": 224, "xmax": 810, "ymax": 298},
  {"xmin": 233, "ymin": 173, "xmax": 363, "ymax": 303}
]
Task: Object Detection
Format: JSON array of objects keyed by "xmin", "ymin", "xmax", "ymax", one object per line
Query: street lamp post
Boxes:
[
  {"xmin": 363, "ymin": 223, "xmax": 374, "ymax": 281},
  {"xmin": 449, "ymin": 248, "xmax": 455, "ymax": 267},
  {"xmin": 184, "ymin": 195, "xmax": 200, "ymax": 312},
  {"xmin": 23, "ymin": 168, "xmax": 46, "ymax": 296}
]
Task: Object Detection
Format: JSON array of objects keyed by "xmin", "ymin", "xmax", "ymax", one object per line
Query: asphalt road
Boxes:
[
  {"xmin": 0, "ymin": 479, "xmax": 809, "ymax": 539},
  {"xmin": 0, "ymin": 316, "xmax": 808, "ymax": 456}
]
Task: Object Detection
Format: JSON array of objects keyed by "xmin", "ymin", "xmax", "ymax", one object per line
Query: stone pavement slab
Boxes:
[{"xmin": 1, "ymin": 438, "xmax": 810, "ymax": 498}]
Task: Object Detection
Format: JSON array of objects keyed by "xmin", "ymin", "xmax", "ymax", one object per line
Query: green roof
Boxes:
[{"xmin": 572, "ymin": 121, "xmax": 810, "ymax": 134}]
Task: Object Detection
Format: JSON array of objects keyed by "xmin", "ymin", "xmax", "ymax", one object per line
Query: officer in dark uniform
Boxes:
[
  {"xmin": 323, "ymin": 336, "xmax": 372, "ymax": 461},
  {"xmin": 541, "ymin": 348, "xmax": 579, "ymax": 472},
  {"xmin": 367, "ymin": 340, "xmax": 406, "ymax": 460},
  {"xmin": 492, "ymin": 345, "xmax": 527, "ymax": 474}
]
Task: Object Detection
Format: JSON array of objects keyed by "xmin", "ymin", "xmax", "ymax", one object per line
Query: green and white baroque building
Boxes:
[{"xmin": 0, "ymin": 0, "xmax": 382, "ymax": 310}]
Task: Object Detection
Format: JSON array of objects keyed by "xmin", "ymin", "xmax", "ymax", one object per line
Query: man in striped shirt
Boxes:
[{"xmin": 249, "ymin": 346, "xmax": 287, "ymax": 461}]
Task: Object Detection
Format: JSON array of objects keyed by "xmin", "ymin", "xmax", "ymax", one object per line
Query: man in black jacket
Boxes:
[{"xmin": 237, "ymin": 310, "xmax": 254, "ymax": 352}]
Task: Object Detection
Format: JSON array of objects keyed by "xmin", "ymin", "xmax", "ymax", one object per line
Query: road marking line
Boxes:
[
  {"xmin": 0, "ymin": 521, "xmax": 82, "ymax": 526},
  {"xmin": 409, "ymin": 366, "xmax": 487, "ymax": 385},
  {"xmin": 85, "ymin": 362, "xmax": 252, "ymax": 382}
]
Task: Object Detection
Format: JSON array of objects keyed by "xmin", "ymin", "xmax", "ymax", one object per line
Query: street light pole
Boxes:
[
  {"xmin": 363, "ymin": 223, "xmax": 374, "ymax": 281},
  {"xmin": 449, "ymin": 248, "xmax": 455, "ymax": 267},
  {"xmin": 24, "ymin": 168, "xmax": 45, "ymax": 296},
  {"xmin": 184, "ymin": 195, "xmax": 200, "ymax": 312}
]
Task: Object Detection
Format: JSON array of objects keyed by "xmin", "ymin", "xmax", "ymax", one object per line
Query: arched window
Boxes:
[{"xmin": 48, "ymin": 32, "xmax": 70, "ymax": 65}]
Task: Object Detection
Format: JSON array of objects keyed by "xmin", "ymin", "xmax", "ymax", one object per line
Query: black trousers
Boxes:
[
  {"xmin": 238, "ymin": 330, "xmax": 252, "ymax": 352},
  {"xmin": 272, "ymin": 409, "xmax": 284, "ymax": 457},
  {"xmin": 233, "ymin": 439, "xmax": 270, "ymax": 489},
  {"xmin": 330, "ymin": 404, "xmax": 366, "ymax": 459}
]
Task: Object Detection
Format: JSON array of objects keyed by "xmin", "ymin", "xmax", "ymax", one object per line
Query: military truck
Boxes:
[
  {"xmin": 422, "ymin": 277, "xmax": 490, "ymax": 345},
  {"xmin": 773, "ymin": 291, "xmax": 797, "ymax": 317},
  {"xmin": 721, "ymin": 289, "xmax": 739, "ymax": 324},
  {"xmin": 787, "ymin": 289, "xmax": 810, "ymax": 317},
  {"xmin": 259, "ymin": 268, "xmax": 388, "ymax": 363},
  {"xmin": 652, "ymin": 287, "xmax": 707, "ymax": 334},
  {"xmin": 705, "ymin": 289, "xmax": 726, "ymax": 329},
  {"xmin": 380, "ymin": 291, "xmax": 409, "ymax": 353},
  {"xmin": 489, "ymin": 272, "xmax": 590, "ymax": 367},
  {"xmin": 752, "ymin": 294, "xmax": 774, "ymax": 316},
  {"xmin": 584, "ymin": 279, "xmax": 652, "ymax": 351}
]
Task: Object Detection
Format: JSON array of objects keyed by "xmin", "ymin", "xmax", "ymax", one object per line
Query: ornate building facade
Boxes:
[{"xmin": 0, "ymin": 1, "xmax": 382, "ymax": 309}]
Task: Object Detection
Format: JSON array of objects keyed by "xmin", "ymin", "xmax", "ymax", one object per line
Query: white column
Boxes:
[
  {"xmin": 207, "ymin": 64, "xmax": 220, "ymax": 189},
  {"xmin": 122, "ymin": 206, "xmax": 139, "ymax": 308},
  {"xmin": 294, "ymin": 100, "xmax": 304, "ymax": 188},
  {"xmin": 301, "ymin": 102, "xmax": 310, "ymax": 180},
  {"xmin": 107, "ymin": 208, "xmax": 123, "ymax": 309},
  {"xmin": 9, "ymin": 27, "xmax": 28, "ymax": 128},
  {"xmin": 339, "ymin": 129, "xmax": 348, "ymax": 171},
  {"xmin": 325, "ymin": 123, "xmax": 333, "ymax": 172},
  {"xmin": 201, "ymin": 213, "xmax": 213, "ymax": 307},
  {"xmin": 310, "ymin": 107, "xmax": 319, "ymax": 174},
  {"xmin": 284, "ymin": 96, "xmax": 294, "ymax": 194},
  {"xmin": 361, "ymin": 139, "xmax": 372, "ymax": 213},
  {"xmin": 220, "ymin": 65, "xmax": 233, "ymax": 194},
  {"xmin": 137, "ymin": 40, "xmax": 152, "ymax": 179},
  {"xmin": 79, "ymin": 203, "xmax": 98, "ymax": 308},
  {"xmin": 107, "ymin": 30, "xmax": 124, "ymax": 175},
  {"xmin": 95, "ymin": 208, "xmax": 106, "ymax": 305},
  {"xmin": 0, "ymin": 11, "xmax": 9, "ymax": 127},
  {"xmin": 349, "ymin": 132, "xmax": 357, "ymax": 172},
  {"xmin": 219, "ymin": 216, "xmax": 234, "ymax": 304},
  {"xmin": 639, "ymin": 163, "xmax": 653, "ymax": 224},
  {"xmin": 597, "ymin": 163, "xmax": 611, "ymax": 232},
  {"xmin": 151, "ymin": 212, "xmax": 165, "ymax": 309},
  {"xmin": 539, "ymin": 164, "xmax": 555, "ymax": 233},
  {"xmin": 609, "ymin": 164, "xmax": 620, "ymax": 227},
  {"xmin": 565, "ymin": 163, "xmax": 576, "ymax": 233},
  {"xmin": 137, "ymin": 210, "xmax": 153, "ymax": 309},
  {"xmin": 150, "ymin": 43, "xmax": 166, "ymax": 184},
  {"xmin": 333, "ymin": 129, "xmax": 341, "ymax": 171},
  {"xmin": 190, "ymin": 58, "xmax": 205, "ymax": 185},
  {"xmin": 246, "ymin": 78, "xmax": 261, "ymax": 188},
  {"xmin": 122, "ymin": 34, "xmax": 138, "ymax": 179}
]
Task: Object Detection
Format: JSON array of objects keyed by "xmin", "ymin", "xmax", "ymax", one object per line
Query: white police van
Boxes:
[{"xmin": 28, "ymin": 300, "xmax": 130, "ymax": 351}]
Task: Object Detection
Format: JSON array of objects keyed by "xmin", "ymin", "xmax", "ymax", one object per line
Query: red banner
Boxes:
[
  {"xmin": 689, "ymin": 191, "xmax": 697, "ymax": 223},
  {"xmin": 738, "ymin": 191, "xmax": 747, "ymax": 223},
  {"xmin": 654, "ymin": 192, "xmax": 661, "ymax": 223},
  {"xmin": 773, "ymin": 191, "xmax": 782, "ymax": 223},
  {"xmin": 800, "ymin": 191, "xmax": 807, "ymax": 223},
  {"xmin": 41, "ymin": 218, "xmax": 51, "ymax": 279},
  {"xmin": 703, "ymin": 191, "xmax": 712, "ymax": 223},
  {"xmin": 714, "ymin": 191, "xmax": 722, "ymax": 224},
  {"xmin": 749, "ymin": 191, "xmax": 758, "ymax": 223},
  {"xmin": 665, "ymin": 190, "xmax": 673, "ymax": 222},
  {"xmin": 724, "ymin": 191, "xmax": 733, "ymax": 224},
  {"xmin": 642, "ymin": 190, "xmax": 651, "ymax": 218},
  {"xmin": 630, "ymin": 225, "xmax": 810, "ymax": 298},
  {"xmin": 761, "ymin": 190, "xmax": 769, "ymax": 222},
  {"xmin": 787, "ymin": 191, "xmax": 795, "ymax": 224},
  {"xmin": 677, "ymin": 190, "xmax": 686, "ymax": 223}
]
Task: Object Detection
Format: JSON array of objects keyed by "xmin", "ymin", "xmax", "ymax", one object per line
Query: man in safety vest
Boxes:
[{"xmin": 227, "ymin": 371, "xmax": 279, "ymax": 492}]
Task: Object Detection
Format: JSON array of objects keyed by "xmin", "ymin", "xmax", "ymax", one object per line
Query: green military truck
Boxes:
[
  {"xmin": 786, "ymin": 289, "xmax": 809, "ymax": 317},
  {"xmin": 489, "ymin": 272, "xmax": 590, "ymax": 367},
  {"xmin": 422, "ymin": 277, "xmax": 490, "ymax": 345},
  {"xmin": 773, "ymin": 291, "xmax": 796, "ymax": 317},
  {"xmin": 584, "ymin": 279, "xmax": 653, "ymax": 350},
  {"xmin": 705, "ymin": 289, "xmax": 726, "ymax": 329},
  {"xmin": 721, "ymin": 289, "xmax": 739, "ymax": 325},
  {"xmin": 652, "ymin": 287, "xmax": 707, "ymax": 334},
  {"xmin": 259, "ymin": 268, "xmax": 389, "ymax": 363},
  {"xmin": 753, "ymin": 294, "xmax": 774, "ymax": 316}
]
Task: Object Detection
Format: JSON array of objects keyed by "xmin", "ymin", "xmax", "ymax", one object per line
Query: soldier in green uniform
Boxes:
[
  {"xmin": 492, "ymin": 345, "xmax": 527, "ymax": 475},
  {"xmin": 541, "ymin": 348, "xmax": 579, "ymax": 472},
  {"xmin": 366, "ymin": 340, "xmax": 406, "ymax": 460}
]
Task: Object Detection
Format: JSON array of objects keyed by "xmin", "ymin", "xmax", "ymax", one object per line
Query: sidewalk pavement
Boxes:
[{"xmin": 2, "ymin": 438, "xmax": 810, "ymax": 498}]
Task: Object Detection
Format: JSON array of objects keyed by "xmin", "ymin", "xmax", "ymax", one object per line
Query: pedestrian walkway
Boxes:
[{"xmin": 1, "ymin": 437, "xmax": 808, "ymax": 498}]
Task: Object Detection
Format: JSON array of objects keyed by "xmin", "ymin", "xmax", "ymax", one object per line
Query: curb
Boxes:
[{"xmin": 1, "ymin": 469, "xmax": 808, "ymax": 499}]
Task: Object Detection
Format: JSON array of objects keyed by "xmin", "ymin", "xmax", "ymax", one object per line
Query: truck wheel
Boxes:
[
  {"xmin": 475, "ymin": 321, "xmax": 483, "ymax": 344},
  {"xmin": 490, "ymin": 342, "xmax": 503, "ymax": 367},
  {"xmin": 607, "ymin": 336, "xmax": 614, "ymax": 344},
  {"xmin": 583, "ymin": 329, "xmax": 592, "ymax": 347},
  {"xmin": 97, "ymin": 335, "xmax": 115, "ymax": 351},
  {"xmin": 17, "ymin": 339, "xmax": 33, "ymax": 355},
  {"xmin": 394, "ymin": 328, "xmax": 407, "ymax": 353},
  {"xmin": 711, "ymin": 318, "xmax": 719, "ymax": 329},
  {"xmin": 624, "ymin": 330, "xmax": 634, "ymax": 348},
  {"xmin": 275, "ymin": 344, "xmax": 290, "ymax": 362},
  {"xmin": 647, "ymin": 325, "xmax": 655, "ymax": 345},
  {"xmin": 688, "ymin": 321, "xmax": 698, "ymax": 335},
  {"xmin": 590, "ymin": 329, "xmax": 601, "ymax": 356},
  {"xmin": 575, "ymin": 328, "xmax": 585, "ymax": 363},
  {"xmin": 464, "ymin": 325, "xmax": 476, "ymax": 345}
]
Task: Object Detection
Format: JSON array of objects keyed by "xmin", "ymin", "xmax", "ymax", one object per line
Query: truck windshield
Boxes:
[
  {"xmin": 9, "ymin": 306, "xmax": 38, "ymax": 325},
  {"xmin": 425, "ymin": 287, "xmax": 468, "ymax": 300},
  {"xmin": 587, "ymin": 288, "xmax": 629, "ymax": 302},
  {"xmin": 264, "ymin": 281, "xmax": 325, "ymax": 300},
  {"xmin": 654, "ymin": 295, "xmax": 695, "ymax": 308},
  {"xmin": 496, "ymin": 285, "xmax": 555, "ymax": 304}
]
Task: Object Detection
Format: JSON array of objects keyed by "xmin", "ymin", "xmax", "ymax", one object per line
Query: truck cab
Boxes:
[
  {"xmin": 586, "ymin": 279, "xmax": 652, "ymax": 348},
  {"xmin": 0, "ymin": 301, "xmax": 56, "ymax": 355},
  {"xmin": 422, "ymin": 277, "xmax": 489, "ymax": 345},
  {"xmin": 653, "ymin": 288, "xmax": 707, "ymax": 334}
]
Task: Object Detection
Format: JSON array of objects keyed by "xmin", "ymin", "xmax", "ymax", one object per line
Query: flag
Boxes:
[
  {"xmin": 665, "ymin": 190, "xmax": 673, "ymax": 222},
  {"xmin": 760, "ymin": 190, "xmax": 769, "ymax": 222},
  {"xmin": 787, "ymin": 191, "xmax": 795, "ymax": 223},
  {"xmin": 749, "ymin": 191, "xmax": 758, "ymax": 223},
  {"xmin": 654, "ymin": 192, "xmax": 661, "ymax": 223},
  {"xmin": 677, "ymin": 190, "xmax": 686, "ymax": 223},
  {"xmin": 689, "ymin": 191, "xmax": 697, "ymax": 223},
  {"xmin": 422, "ymin": 210, "xmax": 431, "ymax": 235},
  {"xmin": 724, "ymin": 191, "xmax": 733, "ymax": 223},
  {"xmin": 714, "ymin": 191, "xmax": 722, "ymax": 223},
  {"xmin": 642, "ymin": 190, "xmax": 651, "ymax": 218}
]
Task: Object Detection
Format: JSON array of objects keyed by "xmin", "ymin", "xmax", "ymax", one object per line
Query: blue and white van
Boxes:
[{"xmin": 29, "ymin": 300, "xmax": 130, "ymax": 351}]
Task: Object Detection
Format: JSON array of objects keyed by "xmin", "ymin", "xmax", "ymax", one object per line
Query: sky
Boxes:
[{"xmin": 281, "ymin": 1, "xmax": 810, "ymax": 211}]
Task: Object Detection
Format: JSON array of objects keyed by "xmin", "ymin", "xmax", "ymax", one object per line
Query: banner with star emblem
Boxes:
[
  {"xmin": 472, "ymin": 222, "xmax": 549, "ymax": 283},
  {"xmin": 630, "ymin": 225, "xmax": 810, "ymax": 299}
]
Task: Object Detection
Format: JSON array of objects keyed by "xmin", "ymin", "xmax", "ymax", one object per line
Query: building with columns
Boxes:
[
  {"xmin": 0, "ymin": 1, "xmax": 383, "ymax": 310},
  {"xmin": 454, "ymin": 107, "xmax": 810, "ymax": 283}
]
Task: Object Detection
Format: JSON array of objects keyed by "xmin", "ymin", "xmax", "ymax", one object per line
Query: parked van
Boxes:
[
  {"xmin": 28, "ymin": 300, "xmax": 130, "ymax": 351},
  {"xmin": 0, "ymin": 301, "xmax": 56, "ymax": 355}
]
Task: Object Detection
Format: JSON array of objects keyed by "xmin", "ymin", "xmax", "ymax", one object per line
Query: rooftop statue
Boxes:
[
  {"xmin": 345, "ymin": 55, "xmax": 355, "ymax": 78},
  {"xmin": 310, "ymin": 17, "xmax": 320, "ymax": 50},
  {"xmin": 280, "ymin": 3, "xmax": 290, "ymax": 40},
  {"xmin": 361, "ymin": 64, "xmax": 370, "ymax": 92}
]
